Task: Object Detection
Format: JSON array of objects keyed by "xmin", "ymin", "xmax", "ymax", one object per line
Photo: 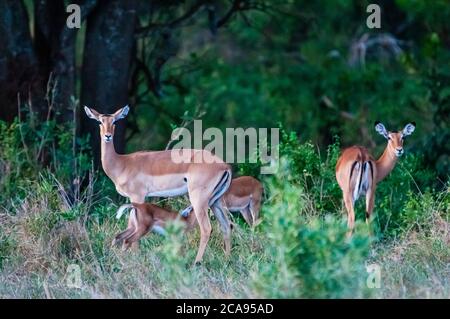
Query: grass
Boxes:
[
  {"xmin": 1, "ymin": 118, "xmax": 449, "ymax": 298},
  {"xmin": 0, "ymin": 173, "xmax": 269, "ymax": 298},
  {"xmin": 0, "ymin": 166, "xmax": 449, "ymax": 299}
]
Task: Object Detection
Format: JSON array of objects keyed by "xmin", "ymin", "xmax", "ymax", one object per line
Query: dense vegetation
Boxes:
[
  {"xmin": 1, "ymin": 0, "xmax": 450, "ymax": 298},
  {"xmin": 0, "ymin": 118, "xmax": 449, "ymax": 298}
]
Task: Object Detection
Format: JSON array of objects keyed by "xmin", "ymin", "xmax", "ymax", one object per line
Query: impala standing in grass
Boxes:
[
  {"xmin": 84, "ymin": 105, "xmax": 232, "ymax": 264},
  {"xmin": 335, "ymin": 121, "xmax": 416, "ymax": 236}
]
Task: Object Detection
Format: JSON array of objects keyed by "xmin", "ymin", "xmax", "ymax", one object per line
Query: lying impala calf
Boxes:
[
  {"xmin": 335, "ymin": 121, "xmax": 416, "ymax": 236},
  {"xmin": 181, "ymin": 176, "xmax": 264, "ymax": 227},
  {"xmin": 113, "ymin": 203, "xmax": 197, "ymax": 250}
]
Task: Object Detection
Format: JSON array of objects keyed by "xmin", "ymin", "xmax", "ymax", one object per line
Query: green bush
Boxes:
[
  {"xmin": 254, "ymin": 158, "xmax": 372, "ymax": 298},
  {"xmin": 374, "ymin": 154, "xmax": 436, "ymax": 238}
]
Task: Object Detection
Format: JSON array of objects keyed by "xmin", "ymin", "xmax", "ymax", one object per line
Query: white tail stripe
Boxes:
[
  {"xmin": 116, "ymin": 204, "xmax": 133, "ymax": 219},
  {"xmin": 352, "ymin": 162, "xmax": 361, "ymax": 202},
  {"xmin": 352, "ymin": 162, "xmax": 372, "ymax": 203}
]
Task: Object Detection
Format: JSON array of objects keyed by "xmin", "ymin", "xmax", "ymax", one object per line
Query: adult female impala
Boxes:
[
  {"xmin": 335, "ymin": 121, "xmax": 416, "ymax": 235},
  {"xmin": 84, "ymin": 105, "xmax": 232, "ymax": 264},
  {"xmin": 181, "ymin": 176, "xmax": 264, "ymax": 227}
]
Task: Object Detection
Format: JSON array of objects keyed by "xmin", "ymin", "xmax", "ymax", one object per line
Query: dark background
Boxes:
[{"xmin": 1, "ymin": 0, "xmax": 449, "ymax": 174}]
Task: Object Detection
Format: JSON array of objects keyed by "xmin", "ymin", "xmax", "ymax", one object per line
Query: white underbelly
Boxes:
[
  {"xmin": 147, "ymin": 184, "xmax": 188, "ymax": 197},
  {"xmin": 227, "ymin": 206, "xmax": 247, "ymax": 212}
]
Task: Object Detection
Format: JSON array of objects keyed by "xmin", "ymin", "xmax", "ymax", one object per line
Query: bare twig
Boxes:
[
  {"xmin": 16, "ymin": 93, "xmax": 32, "ymax": 166},
  {"xmin": 165, "ymin": 106, "xmax": 206, "ymax": 150},
  {"xmin": 37, "ymin": 75, "xmax": 56, "ymax": 161},
  {"xmin": 136, "ymin": 1, "xmax": 207, "ymax": 38}
]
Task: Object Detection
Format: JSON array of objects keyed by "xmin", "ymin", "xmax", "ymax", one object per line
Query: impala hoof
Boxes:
[{"xmin": 180, "ymin": 206, "xmax": 193, "ymax": 217}]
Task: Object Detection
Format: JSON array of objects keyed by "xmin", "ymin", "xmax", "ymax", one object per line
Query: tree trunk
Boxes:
[
  {"xmin": 0, "ymin": 0, "xmax": 43, "ymax": 121},
  {"xmin": 34, "ymin": 0, "xmax": 79, "ymax": 123},
  {"xmin": 80, "ymin": 0, "xmax": 137, "ymax": 167}
]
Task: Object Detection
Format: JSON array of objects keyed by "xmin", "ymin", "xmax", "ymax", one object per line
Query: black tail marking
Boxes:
[
  {"xmin": 209, "ymin": 170, "xmax": 231, "ymax": 207},
  {"xmin": 368, "ymin": 161, "xmax": 374, "ymax": 183},
  {"xmin": 357, "ymin": 161, "xmax": 365, "ymax": 194},
  {"xmin": 349, "ymin": 161, "xmax": 358, "ymax": 180}
]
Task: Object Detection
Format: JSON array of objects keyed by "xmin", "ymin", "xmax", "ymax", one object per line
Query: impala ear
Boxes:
[
  {"xmin": 374, "ymin": 121, "xmax": 389, "ymax": 139},
  {"xmin": 84, "ymin": 106, "xmax": 100, "ymax": 121},
  {"xmin": 402, "ymin": 122, "xmax": 416, "ymax": 137},
  {"xmin": 113, "ymin": 105, "xmax": 129, "ymax": 123}
]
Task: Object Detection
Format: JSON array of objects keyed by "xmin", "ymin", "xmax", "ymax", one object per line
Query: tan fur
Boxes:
[
  {"xmin": 223, "ymin": 176, "xmax": 263, "ymax": 226},
  {"xmin": 85, "ymin": 106, "xmax": 232, "ymax": 263},
  {"xmin": 182, "ymin": 176, "xmax": 264, "ymax": 227},
  {"xmin": 335, "ymin": 123, "xmax": 415, "ymax": 236},
  {"xmin": 112, "ymin": 203, "xmax": 197, "ymax": 250}
]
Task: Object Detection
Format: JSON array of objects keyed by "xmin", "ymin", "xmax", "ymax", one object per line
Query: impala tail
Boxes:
[
  {"xmin": 208, "ymin": 170, "xmax": 232, "ymax": 207},
  {"xmin": 115, "ymin": 203, "xmax": 134, "ymax": 219},
  {"xmin": 348, "ymin": 151, "xmax": 373, "ymax": 203}
]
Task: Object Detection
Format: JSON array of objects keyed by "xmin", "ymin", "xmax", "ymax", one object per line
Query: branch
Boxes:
[
  {"xmin": 168, "ymin": 0, "xmax": 206, "ymax": 28},
  {"xmin": 165, "ymin": 107, "xmax": 206, "ymax": 150},
  {"xmin": 136, "ymin": 1, "xmax": 206, "ymax": 38},
  {"xmin": 216, "ymin": 0, "xmax": 245, "ymax": 28},
  {"xmin": 135, "ymin": 57, "xmax": 159, "ymax": 96},
  {"xmin": 134, "ymin": 58, "xmax": 178, "ymax": 122},
  {"xmin": 207, "ymin": 3, "xmax": 217, "ymax": 35}
]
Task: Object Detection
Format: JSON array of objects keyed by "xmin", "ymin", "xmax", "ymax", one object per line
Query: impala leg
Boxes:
[
  {"xmin": 128, "ymin": 196, "xmax": 145, "ymax": 250},
  {"xmin": 189, "ymin": 190, "xmax": 212, "ymax": 264},
  {"xmin": 112, "ymin": 228, "xmax": 134, "ymax": 247},
  {"xmin": 211, "ymin": 202, "xmax": 231, "ymax": 257},
  {"xmin": 185, "ymin": 209, "xmax": 198, "ymax": 230},
  {"xmin": 365, "ymin": 191, "xmax": 375, "ymax": 236},
  {"xmin": 123, "ymin": 225, "xmax": 151, "ymax": 248},
  {"xmin": 343, "ymin": 192, "xmax": 355, "ymax": 238},
  {"xmin": 240, "ymin": 206, "xmax": 254, "ymax": 227},
  {"xmin": 122, "ymin": 221, "xmax": 153, "ymax": 251},
  {"xmin": 249, "ymin": 199, "xmax": 261, "ymax": 226}
]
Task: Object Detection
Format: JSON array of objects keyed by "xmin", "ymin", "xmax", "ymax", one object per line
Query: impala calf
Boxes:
[
  {"xmin": 335, "ymin": 121, "xmax": 416, "ymax": 235},
  {"xmin": 181, "ymin": 176, "xmax": 264, "ymax": 227},
  {"xmin": 113, "ymin": 203, "xmax": 196, "ymax": 250},
  {"xmin": 84, "ymin": 105, "xmax": 232, "ymax": 263}
]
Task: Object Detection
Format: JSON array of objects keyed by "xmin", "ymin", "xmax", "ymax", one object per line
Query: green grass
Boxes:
[
  {"xmin": 0, "ymin": 162, "xmax": 449, "ymax": 298},
  {"xmin": 1, "ymin": 118, "xmax": 449, "ymax": 298}
]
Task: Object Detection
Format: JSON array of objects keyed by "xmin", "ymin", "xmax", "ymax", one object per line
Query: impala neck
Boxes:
[
  {"xmin": 375, "ymin": 143, "xmax": 397, "ymax": 183},
  {"xmin": 101, "ymin": 140, "xmax": 123, "ymax": 180}
]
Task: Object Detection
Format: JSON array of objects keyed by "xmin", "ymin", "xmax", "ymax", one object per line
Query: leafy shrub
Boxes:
[
  {"xmin": 0, "ymin": 111, "xmax": 91, "ymax": 208},
  {"xmin": 374, "ymin": 154, "xmax": 436, "ymax": 238},
  {"xmin": 254, "ymin": 158, "xmax": 372, "ymax": 298}
]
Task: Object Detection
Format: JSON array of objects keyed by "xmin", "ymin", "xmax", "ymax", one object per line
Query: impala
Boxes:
[
  {"xmin": 180, "ymin": 176, "xmax": 264, "ymax": 227},
  {"xmin": 113, "ymin": 203, "xmax": 196, "ymax": 250},
  {"xmin": 84, "ymin": 105, "xmax": 232, "ymax": 263},
  {"xmin": 335, "ymin": 121, "xmax": 416, "ymax": 235}
]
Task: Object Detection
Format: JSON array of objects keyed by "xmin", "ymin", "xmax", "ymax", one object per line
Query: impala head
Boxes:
[
  {"xmin": 84, "ymin": 105, "xmax": 130, "ymax": 143},
  {"xmin": 374, "ymin": 121, "xmax": 416, "ymax": 157}
]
